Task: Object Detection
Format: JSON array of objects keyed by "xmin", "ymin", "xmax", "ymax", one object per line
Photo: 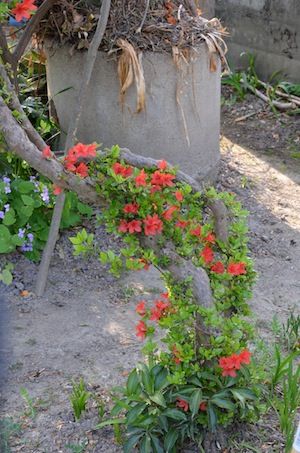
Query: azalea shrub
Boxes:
[{"xmin": 62, "ymin": 143, "xmax": 265, "ymax": 450}]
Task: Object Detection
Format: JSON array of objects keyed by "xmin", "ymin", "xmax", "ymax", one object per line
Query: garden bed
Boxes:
[{"xmin": 1, "ymin": 91, "xmax": 299, "ymax": 452}]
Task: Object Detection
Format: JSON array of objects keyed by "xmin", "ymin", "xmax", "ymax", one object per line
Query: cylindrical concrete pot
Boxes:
[{"xmin": 45, "ymin": 44, "xmax": 220, "ymax": 183}]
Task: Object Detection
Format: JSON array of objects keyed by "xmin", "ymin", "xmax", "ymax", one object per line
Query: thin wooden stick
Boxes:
[{"xmin": 35, "ymin": 0, "xmax": 112, "ymax": 297}]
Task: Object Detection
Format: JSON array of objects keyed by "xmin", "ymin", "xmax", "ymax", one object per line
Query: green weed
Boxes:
[{"xmin": 70, "ymin": 379, "xmax": 91, "ymax": 421}]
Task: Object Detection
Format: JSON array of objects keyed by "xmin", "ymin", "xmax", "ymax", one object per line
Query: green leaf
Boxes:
[
  {"xmin": 140, "ymin": 435, "xmax": 152, "ymax": 453},
  {"xmin": 20, "ymin": 205, "xmax": 34, "ymax": 218},
  {"xmin": 211, "ymin": 397, "xmax": 235, "ymax": 411},
  {"xmin": 11, "ymin": 234, "xmax": 25, "ymax": 246},
  {"xmin": 18, "ymin": 181, "xmax": 34, "ymax": 193},
  {"xmin": 123, "ymin": 433, "xmax": 143, "ymax": 453},
  {"xmin": 207, "ymin": 403, "xmax": 217, "ymax": 432},
  {"xmin": 151, "ymin": 435, "xmax": 164, "ymax": 453},
  {"xmin": 190, "ymin": 389, "xmax": 202, "ymax": 417},
  {"xmin": 163, "ymin": 408, "xmax": 187, "ymax": 421},
  {"xmin": 127, "ymin": 369, "xmax": 140, "ymax": 396},
  {"xmin": 164, "ymin": 429, "xmax": 178, "ymax": 452},
  {"xmin": 126, "ymin": 403, "xmax": 146, "ymax": 425},
  {"xmin": 3, "ymin": 209, "xmax": 16, "ymax": 226},
  {"xmin": 149, "ymin": 392, "xmax": 166, "ymax": 407},
  {"xmin": 0, "ymin": 225, "xmax": 12, "ymax": 253},
  {"xmin": 21, "ymin": 195, "xmax": 35, "ymax": 206},
  {"xmin": 154, "ymin": 368, "xmax": 168, "ymax": 391},
  {"xmin": 0, "ymin": 268, "xmax": 13, "ymax": 285},
  {"xmin": 96, "ymin": 417, "xmax": 125, "ymax": 428},
  {"xmin": 77, "ymin": 202, "xmax": 93, "ymax": 216}
]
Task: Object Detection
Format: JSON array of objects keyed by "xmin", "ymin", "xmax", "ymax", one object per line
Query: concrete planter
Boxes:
[{"xmin": 45, "ymin": 44, "xmax": 221, "ymax": 182}]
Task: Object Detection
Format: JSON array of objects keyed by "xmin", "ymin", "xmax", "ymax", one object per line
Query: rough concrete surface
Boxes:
[
  {"xmin": 216, "ymin": 0, "xmax": 300, "ymax": 82},
  {"xmin": 46, "ymin": 45, "xmax": 221, "ymax": 183}
]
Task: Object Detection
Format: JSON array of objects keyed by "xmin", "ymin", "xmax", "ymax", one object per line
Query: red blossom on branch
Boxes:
[
  {"xmin": 176, "ymin": 398, "xmax": 189, "ymax": 412},
  {"xmin": 190, "ymin": 226, "xmax": 202, "ymax": 237},
  {"xmin": 136, "ymin": 320, "xmax": 147, "ymax": 339},
  {"xmin": 123, "ymin": 203, "xmax": 139, "ymax": 214},
  {"xmin": 135, "ymin": 169, "xmax": 148, "ymax": 186},
  {"xmin": 201, "ymin": 246, "xmax": 214, "ymax": 264},
  {"xmin": 199, "ymin": 402, "xmax": 207, "ymax": 411},
  {"xmin": 75, "ymin": 162, "xmax": 89, "ymax": 178},
  {"xmin": 210, "ymin": 261, "xmax": 225, "ymax": 274},
  {"xmin": 227, "ymin": 262, "xmax": 247, "ymax": 275},
  {"xmin": 162, "ymin": 205, "xmax": 178, "ymax": 221},
  {"xmin": 11, "ymin": 0, "xmax": 37, "ymax": 22},
  {"xmin": 157, "ymin": 159, "xmax": 168, "ymax": 170},
  {"xmin": 203, "ymin": 232, "xmax": 216, "ymax": 244},
  {"xmin": 135, "ymin": 301, "xmax": 146, "ymax": 316},
  {"xmin": 144, "ymin": 214, "xmax": 163, "ymax": 236},
  {"xmin": 151, "ymin": 171, "xmax": 175, "ymax": 188},
  {"xmin": 175, "ymin": 190, "xmax": 183, "ymax": 202},
  {"xmin": 219, "ymin": 349, "xmax": 252, "ymax": 377},
  {"xmin": 112, "ymin": 162, "xmax": 133, "ymax": 178},
  {"xmin": 42, "ymin": 146, "xmax": 53, "ymax": 159},
  {"xmin": 176, "ymin": 219, "xmax": 189, "ymax": 229}
]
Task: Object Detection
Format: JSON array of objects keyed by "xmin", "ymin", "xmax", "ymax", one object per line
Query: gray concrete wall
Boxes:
[
  {"xmin": 216, "ymin": 0, "xmax": 300, "ymax": 82},
  {"xmin": 45, "ymin": 45, "xmax": 221, "ymax": 182}
]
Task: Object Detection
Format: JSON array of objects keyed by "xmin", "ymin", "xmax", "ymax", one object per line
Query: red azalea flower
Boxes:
[
  {"xmin": 199, "ymin": 402, "xmax": 207, "ymax": 412},
  {"xmin": 150, "ymin": 307, "xmax": 162, "ymax": 322},
  {"xmin": 176, "ymin": 220, "xmax": 189, "ymax": 229},
  {"xmin": 135, "ymin": 169, "xmax": 148, "ymax": 186},
  {"xmin": 75, "ymin": 162, "xmax": 89, "ymax": 178},
  {"xmin": 12, "ymin": 0, "xmax": 37, "ymax": 22},
  {"xmin": 136, "ymin": 320, "xmax": 147, "ymax": 339},
  {"xmin": 204, "ymin": 233, "xmax": 216, "ymax": 244},
  {"xmin": 161, "ymin": 292, "xmax": 169, "ymax": 299},
  {"xmin": 123, "ymin": 203, "xmax": 139, "ymax": 214},
  {"xmin": 239, "ymin": 349, "xmax": 251, "ymax": 365},
  {"xmin": 127, "ymin": 220, "xmax": 142, "ymax": 234},
  {"xmin": 112, "ymin": 162, "xmax": 133, "ymax": 178},
  {"xmin": 135, "ymin": 301, "xmax": 146, "ymax": 316},
  {"xmin": 157, "ymin": 159, "xmax": 168, "ymax": 170},
  {"xmin": 53, "ymin": 184, "xmax": 63, "ymax": 195},
  {"xmin": 42, "ymin": 146, "xmax": 53, "ymax": 159},
  {"xmin": 118, "ymin": 219, "xmax": 128, "ymax": 233},
  {"xmin": 162, "ymin": 205, "xmax": 178, "ymax": 221},
  {"xmin": 175, "ymin": 190, "xmax": 183, "ymax": 202},
  {"xmin": 201, "ymin": 246, "xmax": 214, "ymax": 264},
  {"xmin": 150, "ymin": 185, "xmax": 161, "ymax": 194},
  {"xmin": 155, "ymin": 300, "xmax": 169, "ymax": 311},
  {"xmin": 210, "ymin": 261, "xmax": 225, "ymax": 274},
  {"xmin": 176, "ymin": 398, "xmax": 189, "ymax": 412},
  {"xmin": 190, "ymin": 226, "xmax": 202, "ymax": 237},
  {"xmin": 151, "ymin": 171, "xmax": 175, "ymax": 187},
  {"xmin": 227, "ymin": 262, "xmax": 247, "ymax": 275},
  {"xmin": 144, "ymin": 214, "xmax": 163, "ymax": 236}
]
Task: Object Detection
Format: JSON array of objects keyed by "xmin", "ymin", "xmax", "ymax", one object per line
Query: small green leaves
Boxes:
[{"xmin": 69, "ymin": 229, "xmax": 94, "ymax": 256}]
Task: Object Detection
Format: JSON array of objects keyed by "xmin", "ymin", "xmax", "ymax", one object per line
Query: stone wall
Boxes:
[{"xmin": 215, "ymin": 0, "xmax": 300, "ymax": 82}]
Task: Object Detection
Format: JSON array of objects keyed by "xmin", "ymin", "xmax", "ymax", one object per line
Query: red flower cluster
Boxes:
[
  {"xmin": 162, "ymin": 205, "xmax": 178, "ymax": 221},
  {"xmin": 175, "ymin": 190, "xmax": 183, "ymax": 202},
  {"xmin": 42, "ymin": 146, "xmax": 53, "ymax": 159},
  {"xmin": 157, "ymin": 160, "xmax": 168, "ymax": 170},
  {"xmin": 151, "ymin": 171, "xmax": 175, "ymax": 188},
  {"xmin": 12, "ymin": 0, "xmax": 37, "ymax": 22},
  {"xmin": 118, "ymin": 219, "xmax": 142, "ymax": 234},
  {"xmin": 112, "ymin": 162, "xmax": 133, "ymax": 178},
  {"xmin": 150, "ymin": 298, "xmax": 170, "ymax": 321},
  {"xmin": 144, "ymin": 214, "xmax": 163, "ymax": 236},
  {"xmin": 176, "ymin": 398, "xmax": 189, "ymax": 412},
  {"xmin": 219, "ymin": 349, "xmax": 251, "ymax": 377},
  {"xmin": 135, "ymin": 169, "xmax": 147, "ymax": 186},
  {"xmin": 135, "ymin": 301, "xmax": 146, "ymax": 316},
  {"xmin": 123, "ymin": 203, "xmax": 139, "ymax": 214},
  {"xmin": 176, "ymin": 219, "xmax": 189, "ymax": 229},
  {"xmin": 201, "ymin": 246, "xmax": 214, "ymax": 264},
  {"xmin": 228, "ymin": 262, "xmax": 247, "ymax": 275},
  {"xmin": 53, "ymin": 184, "xmax": 63, "ymax": 195},
  {"xmin": 136, "ymin": 320, "xmax": 147, "ymax": 340},
  {"xmin": 64, "ymin": 143, "xmax": 97, "ymax": 178},
  {"xmin": 210, "ymin": 261, "xmax": 225, "ymax": 274}
]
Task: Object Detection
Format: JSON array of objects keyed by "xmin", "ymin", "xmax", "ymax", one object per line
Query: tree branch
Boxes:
[
  {"xmin": 13, "ymin": 0, "xmax": 57, "ymax": 65},
  {"xmin": 0, "ymin": 25, "xmax": 15, "ymax": 67},
  {"xmin": 0, "ymin": 62, "xmax": 47, "ymax": 151}
]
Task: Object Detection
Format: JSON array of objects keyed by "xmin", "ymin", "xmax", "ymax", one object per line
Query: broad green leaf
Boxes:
[
  {"xmin": 190, "ymin": 389, "xmax": 202, "ymax": 417},
  {"xmin": 123, "ymin": 433, "xmax": 143, "ymax": 453},
  {"xmin": 127, "ymin": 369, "xmax": 140, "ymax": 396},
  {"xmin": 163, "ymin": 408, "xmax": 187, "ymax": 421},
  {"xmin": 18, "ymin": 181, "xmax": 34, "ymax": 193},
  {"xmin": 208, "ymin": 403, "xmax": 217, "ymax": 432},
  {"xmin": 151, "ymin": 435, "xmax": 164, "ymax": 453},
  {"xmin": 164, "ymin": 429, "xmax": 178, "ymax": 452},
  {"xmin": 21, "ymin": 195, "xmax": 35, "ymax": 206},
  {"xmin": 96, "ymin": 417, "xmax": 125, "ymax": 428},
  {"xmin": 3, "ymin": 209, "xmax": 16, "ymax": 226},
  {"xmin": 126, "ymin": 402, "xmax": 146, "ymax": 425},
  {"xmin": 211, "ymin": 397, "xmax": 235, "ymax": 411},
  {"xmin": 149, "ymin": 391, "xmax": 166, "ymax": 407}
]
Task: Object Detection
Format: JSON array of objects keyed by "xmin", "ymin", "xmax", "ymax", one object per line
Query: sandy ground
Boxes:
[{"xmin": 0, "ymin": 93, "xmax": 299, "ymax": 452}]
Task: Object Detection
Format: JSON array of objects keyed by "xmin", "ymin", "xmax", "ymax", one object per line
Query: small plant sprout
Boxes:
[{"xmin": 70, "ymin": 379, "xmax": 91, "ymax": 421}]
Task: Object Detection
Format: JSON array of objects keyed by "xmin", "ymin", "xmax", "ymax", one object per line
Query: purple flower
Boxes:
[
  {"xmin": 3, "ymin": 177, "xmax": 11, "ymax": 184},
  {"xmin": 0, "ymin": 211, "xmax": 4, "ymax": 219},
  {"xmin": 27, "ymin": 233, "xmax": 34, "ymax": 243},
  {"xmin": 4, "ymin": 204, "xmax": 10, "ymax": 212},
  {"xmin": 29, "ymin": 176, "xmax": 36, "ymax": 182},
  {"xmin": 41, "ymin": 186, "xmax": 50, "ymax": 204},
  {"xmin": 18, "ymin": 228, "xmax": 25, "ymax": 238},
  {"xmin": 21, "ymin": 244, "xmax": 33, "ymax": 252},
  {"xmin": 4, "ymin": 186, "xmax": 11, "ymax": 194}
]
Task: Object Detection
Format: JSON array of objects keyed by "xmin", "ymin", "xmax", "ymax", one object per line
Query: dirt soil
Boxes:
[{"xmin": 0, "ymin": 91, "xmax": 300, "ymax": 452}]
